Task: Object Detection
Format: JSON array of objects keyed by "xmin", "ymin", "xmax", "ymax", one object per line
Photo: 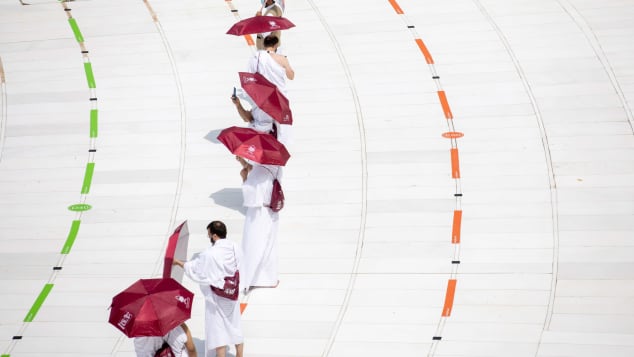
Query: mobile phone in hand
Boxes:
[{"xmin": 232, "ymin": 87, "xmax": 237, "ymax": 99}]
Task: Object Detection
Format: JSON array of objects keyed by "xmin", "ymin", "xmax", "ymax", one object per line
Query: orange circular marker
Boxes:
[{"xmin": 442, "ymin": 132, "xmax": 464, "ymax": 139}]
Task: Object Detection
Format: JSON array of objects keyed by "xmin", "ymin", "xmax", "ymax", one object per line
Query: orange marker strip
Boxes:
[
  {"xmin": 441, "ymin": 279, "xmax": 457, "ymax": 317},
  {"xmin": 414, "ymin": 38, "xmax": 434, "ymax": 64},
  {"xmin": 437, "ymin": 90, "xmax": 453, "ymax": 119},
  {"xmin": 388, "ymin": 0, "xmax": 404, "ymax": 14},
  {"xmin": 450, "ymin": 148, "xmax": 460, "ymax": 179},
  {"xmin": 240, "ymin": 303, "xmax": 247, "ymax": 314},
  {"xmin": 451, "ymin": 210, "xmax": 462, "ymax": 244},
  {"xmin": 244, "ymin": 34, "xmax": 254, "ymax": 46}
]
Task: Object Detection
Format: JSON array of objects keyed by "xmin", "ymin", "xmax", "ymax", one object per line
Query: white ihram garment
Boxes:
[
  {"xmin": 183, "ymin": 239, "xmax": 243, "ymax": 355},
  {"xmin": 247, "ymin": 52, "xmax": 293, "ymax": 146},
  {"xmin": 133, "ymin": 325, "xmax": 189, "ymax": 357},
  {"xmin": 241, "ymin": 164, "xmax": 281, "ymax": 291},
  {"xmin": 248, "ymin": 51, "xmax": 287, "ymax": 96}
]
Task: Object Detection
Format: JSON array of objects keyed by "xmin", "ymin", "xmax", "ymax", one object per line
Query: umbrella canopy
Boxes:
[
  {"xmin": 217, "ymin": 126, "xmax": 290, "ymax": 166},
  {"xmin": 163, "ymin": 221, "xmax": 189, "ymax": 282},
  {"xmin": 240, "ymin": 72, "xmax": 292, "ymax": 125},
  {"xmin": 226, "ymin": 15, "xmax": 295, "ymax": 36},
  {"xmin": 109, "ymin": 278, "xmax": 193, "ymax": 337}
]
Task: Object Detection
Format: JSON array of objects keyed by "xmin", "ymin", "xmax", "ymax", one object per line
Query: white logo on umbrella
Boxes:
[
  {"xmin": 117, "ymin": 311, "xmax": 133, "ymax": 330},
  {"xmin": 247, "ymin": 145, "xmax": 257, "ymax": 157},
  {"xmin": 268, "ymin": 20, "xmax": 280, "ymax": 29},
  {"xmin": 175, "ymin": 295, "xmax": 191, "ymax": 308}
]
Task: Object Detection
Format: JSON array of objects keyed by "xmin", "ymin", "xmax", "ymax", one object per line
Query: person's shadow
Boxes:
[
  {"xmin": 210, "ymin": 188, "xmax": 246, "ymax": 216},
  {"xmin": 193, "ymin": 337, "xmax": 239, "ymax": 356}
]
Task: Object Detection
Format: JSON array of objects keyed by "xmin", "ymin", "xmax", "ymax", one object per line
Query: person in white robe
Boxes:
[
  {"xmin": 246, "ymin": 35, "xmax": 295, "ymax": 146},
  {"xmin": 238, "ymin": 162, "xmax": 281, "ymax": 293},
  {"xmin": 247, "ymin": 35, "xmax": 293, "ymax": 96},
  {"xmin": 231, "ymin": 95, "xmax": 276, "ymax": 136},
  {"xmin": 255, "ymin": 0, "xmax": 285, "ymax": 50},
  {"xmin": 230, "ymin": 95, "xmax": 291, "ymax": 148},
  {"xmin": 173, "ymin": 221, "xmax": 244, "ymax": 357},
  {"xmin": 133, "ymin": 323, "xmax": 197, "ymax": 357}
]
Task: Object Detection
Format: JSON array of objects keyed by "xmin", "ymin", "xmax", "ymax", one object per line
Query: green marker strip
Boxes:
[
  {"xmin": 81, "ymin": 163, "xmax": 95, "ymax": 194},
  {"xmin": 2, "ymin": 353, "xmax": 11, "ymax": 357},
  {"xmin": 24, "ymin": 284, "xmax": 54, "ymax": 322},
  {"xmin": 84, "ymin": 62, "xmax": 96, "ymax": 88},
  {"xmin": 90, "ymin": 109, "xmax": 98, "ymax": 138},
  {"xmin": 68, "ymin": 18, "xmax": 84, "ymax": 43},
  {"xmin": 61, "ymin": 220, "xmax": 81, "ymax": 254}
]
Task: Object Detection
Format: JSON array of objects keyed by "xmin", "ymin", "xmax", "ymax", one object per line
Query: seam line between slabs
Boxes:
[
  {"xmin": 304, "ymin": 1, "xmax": 369, "ymax": 356},
  {"xmin": 472, "ymin": 1, "xmax": 560, "ymax": 353},
  {"xmin": 2, "ymin": 2, "xmax": 99, "ymax": 355},
  {"xmin": 109, "ymin": 1, "xmax": 189, "ymax": 355},
  {"xmin": 557, "ymin": 0, "xmax": 634, "ymax": 133},
  {"xmin": 386, "ymin": 1, "xmax": 465, "ymax": 356}
]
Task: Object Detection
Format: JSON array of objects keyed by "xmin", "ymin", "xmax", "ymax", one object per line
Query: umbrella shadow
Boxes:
[
  {"xmin": 204, "ymin": 129, "xmax": 223, "ymax": 144},
  {"xmin": 210, "ymin": 188, "xmax": 246, "ymax": 216}
]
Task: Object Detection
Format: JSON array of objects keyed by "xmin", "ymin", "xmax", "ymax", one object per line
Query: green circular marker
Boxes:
[{"xmin": 68, "ymin": 203, "xmax": 92, "ymax": 212}]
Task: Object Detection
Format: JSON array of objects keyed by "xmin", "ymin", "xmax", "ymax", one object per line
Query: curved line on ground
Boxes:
[
  {"xmin": 2, "ymin": 2, "xmax": 102, "ymax": 354},
  {"xmin": 304, "ymin": 1, "xmax": 369, "ymax": 356},
  {"xmin": 558, "ymin": 0, "xmax": 634, "ymax": 133},
  {"xmin": 472, "ymin": 0, "xmax": 561, "ymax": 350},
  {"xmin": 110, "ymin": 1, "xmax": 188, "ymax": 355},
  {"xmin": 141, "ymin": 0, "xmax": 188, "ymax": 277}
]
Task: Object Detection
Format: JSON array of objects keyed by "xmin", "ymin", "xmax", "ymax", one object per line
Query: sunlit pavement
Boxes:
[{"xmin": 1, "ymin": 0, "xmax": 633, "ymax": 356}]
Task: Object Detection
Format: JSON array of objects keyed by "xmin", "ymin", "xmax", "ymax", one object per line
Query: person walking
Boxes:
[
  {"xmin": 248, "ymin": 35, "xmax": 294, "ymax": 96},
  {"xmin": 230, "ymin": 94, "xmax": 278, "ymax": 140},
  {"xmin": 247, "ymin": 35, "xmax": 294, "ymax": 145},
  {"xmin": 173, "ymin": 221, "xmax": 244, "ymax": 357},
  {"xmin": 255, "ymin": 0, "xmax": 285, "ymax": 50},
  {"xmin": 238, "ymin": 160, "xmax": 281, "ymax": 293},
  {"xmin": 133, "ymin": 323, "xmax": 197, "ymax": 357}
]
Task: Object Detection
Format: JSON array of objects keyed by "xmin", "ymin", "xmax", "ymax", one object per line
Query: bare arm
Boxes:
[
  {"xmin": 180, "ymin": 323, "xmax": 198, "ymax": 357},
  {"xmin": 231, "ymin": 96, "xmax": 253, "ymax": 123},
  {"xmin": 280, "ymin": 55, "xmax": 294, "ymax": 80},
  {"xmin": 236, "ymin": 156, "xmax": 252, "ymax": 182}
]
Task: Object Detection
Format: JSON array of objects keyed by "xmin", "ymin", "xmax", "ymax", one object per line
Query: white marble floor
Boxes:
[{"xmin": 1, "ymin": 0, "xmax": 633, "ymax": 356}]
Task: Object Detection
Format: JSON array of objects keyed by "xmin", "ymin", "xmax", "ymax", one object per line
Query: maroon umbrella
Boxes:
[
  {"xmin": 240, "ymin": 72, "xmax": 292, "ymax": 125},
  {"xmin": 109, "ymin": 278, "xmax": 193, "ymax": 337},
  {"xmin": 217, "ymin": 126, "xmax": 290, "ymax": 166},
  {"xmin": 163, "ymin": 221, "xmax": 189, "ymax": 282},
  {"xmin": 226, "ymin": 15, "xmax": 295, "ymax": 36}
]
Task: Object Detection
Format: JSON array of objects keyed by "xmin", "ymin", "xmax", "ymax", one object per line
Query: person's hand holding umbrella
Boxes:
[{"xmin": 172, "ymin": 259, "xmax": 184, "ymax": 268}]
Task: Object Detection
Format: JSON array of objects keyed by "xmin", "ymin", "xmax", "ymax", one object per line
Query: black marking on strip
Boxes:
[
  {"xmin": 64, "ymin": 8, "xmax": 71, "ymax": 11},
  {"xmin": 407, "ymin": 25, "xmax": 415, "ymax": 28},
  {"xmin": 454, "ymin": 193, "xmax": 463, "ymax": 197},
  {"xmin": 13, "ymin": 336, "xmax": 23, "ymax": 340},
  {"xmin": 53, "ymin": 266, "xmax": 63, "ymax": 270},
  {"xmin": 81, "ymin": 50, "xmax": 89, "ymax": 54},
  {"xmin": 452, "ymin": 260, "xmax": 460, "ymax": 264},
  {"xmin": 89, "ymin": 149, "xmax": 97, "ymax": 152},
  {"xmin": 432, "ymin": 336, "xmax": 442, "ymax": 341},
  {"xmin": 231, "ymin": 9, "xmax": 238, "ymax": 12},
  {"xmin": 90, "ymin": 98, "xmax": 97, "ymax": 101},
  {"xmin": 432, "ymin": 76, "xmax": 440, "ymax": 79}
]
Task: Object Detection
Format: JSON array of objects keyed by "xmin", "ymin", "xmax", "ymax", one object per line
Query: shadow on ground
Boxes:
[{"xmin": 210, "ymin": 187, "xmax": 246, "ymax": 215}]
